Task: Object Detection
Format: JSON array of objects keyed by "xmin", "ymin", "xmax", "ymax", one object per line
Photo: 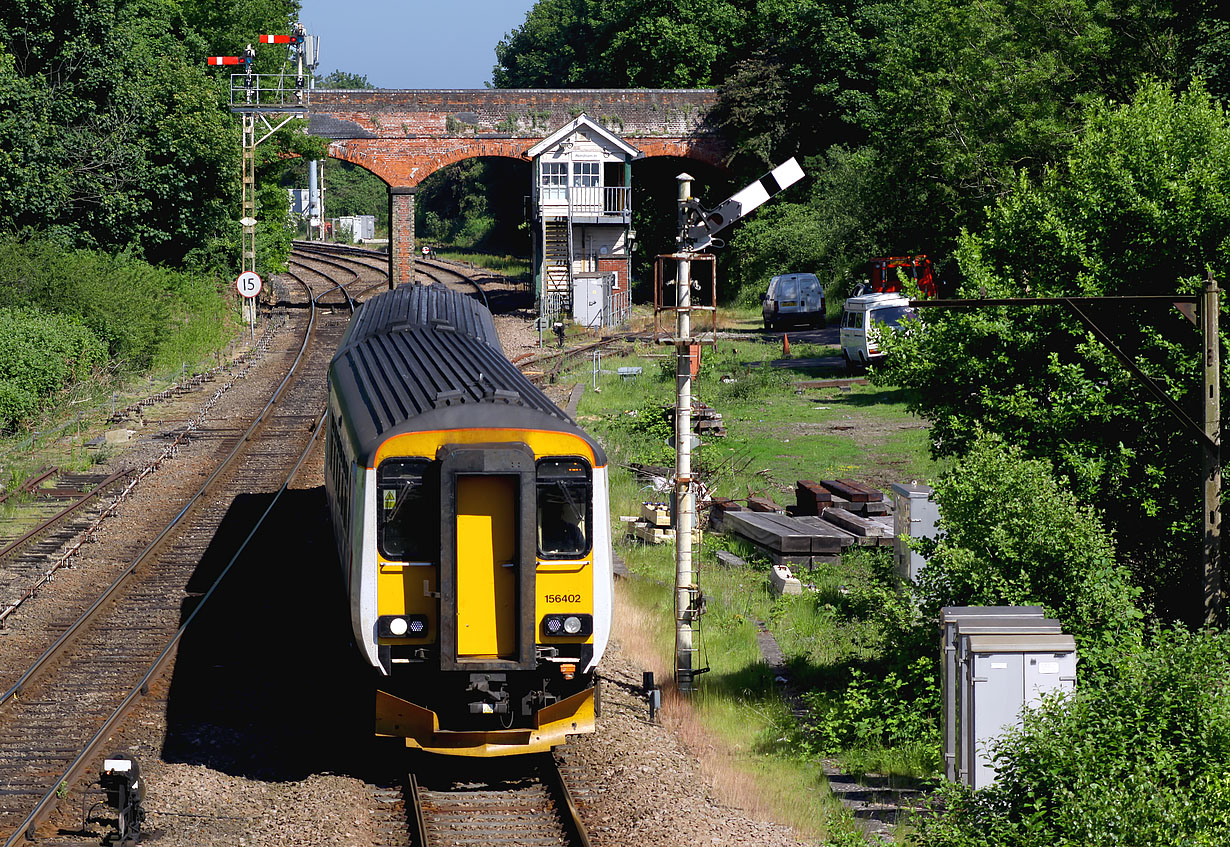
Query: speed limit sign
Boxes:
[{"xmin": 235, "ymin": 271, "xmax": 263, "ymax": 298}]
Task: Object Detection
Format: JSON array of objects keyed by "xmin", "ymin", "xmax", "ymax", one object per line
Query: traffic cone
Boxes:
[{"xmin": 783, "ymin": 333, "xmax": 791, "ymax": 357}]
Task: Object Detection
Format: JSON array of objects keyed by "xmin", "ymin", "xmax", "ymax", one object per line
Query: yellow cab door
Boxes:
[{"xmin": 455, "ymin": 474, "xmax": 518, "ymax": 658}]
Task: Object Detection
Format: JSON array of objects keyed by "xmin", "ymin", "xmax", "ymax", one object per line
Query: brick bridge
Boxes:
[{"xmin": 306, "ymin": 89, "xmax": 724, "ymax": 286}]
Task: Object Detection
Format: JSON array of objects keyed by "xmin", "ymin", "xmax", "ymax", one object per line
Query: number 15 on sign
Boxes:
[{"xmin": 235, "ymin": 271, "xmax": 263, "ymax": 298}]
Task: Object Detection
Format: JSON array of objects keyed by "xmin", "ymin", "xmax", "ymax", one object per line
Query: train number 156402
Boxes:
[{"xmin": 543, "ymin": 594, "xmax": 583, "ymax": 604}]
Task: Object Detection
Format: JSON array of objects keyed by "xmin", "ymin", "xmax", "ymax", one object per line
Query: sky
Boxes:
[{"xmin": 297, "ymin": 1, "xmax": 539, "ymax": 89}]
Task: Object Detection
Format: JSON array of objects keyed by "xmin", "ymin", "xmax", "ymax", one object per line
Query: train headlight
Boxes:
[
  {"xmin": 541, "ymin": 613, "xmax": 592, "ymax": 637},
  {"xmin": 378, "ymin": 614, "xmax": 429, "ymax": 639}
]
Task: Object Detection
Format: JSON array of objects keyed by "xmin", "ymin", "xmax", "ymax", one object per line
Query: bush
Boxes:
[
  {"xmin": 791, "ymin": 549, "xmax": 941, "ymax": 771},
  {"xmin": 910, "ymin": 628, "xmax": 1230, "ymax": 847},
  {"xmin": 0, "ymin": 307, "xmax": 107, "ymax": 430},
  {"xmin": 801, "ymin": 654, "xmax": 939, "ymax": 753},
  {"xmin": 0, "ymin": 237, "xmax": 233, "ymax": 372},
  {"xmin": 916, "ymin": 430, "xmax": 1143, "ymax": 667}
]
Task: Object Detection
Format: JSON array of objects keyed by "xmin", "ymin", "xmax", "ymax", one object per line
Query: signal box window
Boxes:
[
  {"xmin": 537, "ymin": 459, "xmax": 591, "ymax": 558},
  {"xmin": 378, "ymin": 458, "xmax": 438, "ymax": 561},
  {"xmin": 541, "ymin": 161, "xmax": 567, "ymax": 187},
  {"xmin": 573, "ymin": 161, "xmax": 599, "ymax": 187}
]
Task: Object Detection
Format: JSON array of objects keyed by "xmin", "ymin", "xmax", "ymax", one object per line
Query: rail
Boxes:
[
  {"xmin": 0, "ymin": 270, "xmax": 361, "ymax": 845},
  {"xmin": 407, "ymin": 753, "xmax": 591, "ymax": 847}
]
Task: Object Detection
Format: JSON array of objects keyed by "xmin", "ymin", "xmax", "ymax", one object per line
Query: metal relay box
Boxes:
[
  {"xmin": 890, "ymin": 482, "xmax": 938, "ymax": 583},
  {"xmin": 961, "ymin": 633, "xmax": 1077, "ymax": 789},
  {"xmin": 940, "ymin": 606, "xmax": 1048, "ymax": 783}
]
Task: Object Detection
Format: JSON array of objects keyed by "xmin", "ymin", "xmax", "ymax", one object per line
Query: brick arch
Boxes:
[
  {"xmin": 307, "ymin": 89, "xmax": 729, "ymax": 284},
  {"xmin": 327, "ymin": 136, "xmax": 727, "ymax": 188},
  {"xmin": 327, "ymin": 138, "xmax": 531, "ymax": 187}
]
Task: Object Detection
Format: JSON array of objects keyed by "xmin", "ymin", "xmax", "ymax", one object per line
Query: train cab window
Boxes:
[
  {"xmin": 536, "ymin": 459, "xmax": 591, "ymax": 559},
  {"xmin": 377, "ymin": 458, "xmax": 438, "ymax": 561}
]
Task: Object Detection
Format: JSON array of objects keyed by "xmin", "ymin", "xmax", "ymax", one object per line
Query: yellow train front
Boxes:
[{"xmin": 325, "ymin": 286, "xmax": 612, "ymax": 756}]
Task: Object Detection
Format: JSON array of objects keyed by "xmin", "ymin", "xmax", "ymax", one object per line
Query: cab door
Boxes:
[
  {"xmin": 455, "ymin": 475, "xmax": 518, "ymax": 658},
  {"xmin": 437, "ymin": 443, "xmax": 537, "ymax": 672}
]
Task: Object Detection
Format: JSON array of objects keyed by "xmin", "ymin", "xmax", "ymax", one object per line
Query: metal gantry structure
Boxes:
[{"xmin": 208, "ymin": 23, "xmax": 319, "ymax": 323}]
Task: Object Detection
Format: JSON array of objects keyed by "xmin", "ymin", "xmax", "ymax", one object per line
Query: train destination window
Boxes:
[
  {"xmin": 537, "ymin": 459, "xmax": 591, "ymax": 558},
  {"xmin": 378, "ymin": 458, "xmax": 438, "ymax": 561}
]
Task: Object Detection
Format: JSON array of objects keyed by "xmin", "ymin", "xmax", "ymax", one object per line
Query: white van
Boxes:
[
  {"xmin": 840, "ymin": 293, "xmax": 917, "ymax": 369},
  {"xmin": 762, "ymin": 273, "xmax": 825, "ymax": 330}
]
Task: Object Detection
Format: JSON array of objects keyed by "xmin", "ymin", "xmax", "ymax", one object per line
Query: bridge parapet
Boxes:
[{"xmin": 308, "ymin": 88, "xmax": 719, "ymax": 142}]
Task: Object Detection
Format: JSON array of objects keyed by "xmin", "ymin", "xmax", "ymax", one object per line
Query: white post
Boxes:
[
  {"xmin": 308, "ymin": 160, "xmax": 319, "ymax": 241},
  {"xmin": 674, "ymin": 173, "xmax": 696, "ymax": 693}
]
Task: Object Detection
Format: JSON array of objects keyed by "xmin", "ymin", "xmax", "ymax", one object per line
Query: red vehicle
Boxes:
[{"xmin": 868, "ymin": 255, "xmax": 936, "ymax": 298}]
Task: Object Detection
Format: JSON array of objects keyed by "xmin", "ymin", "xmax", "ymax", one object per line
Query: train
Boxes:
[{"xmin": 325, "ymin": 285, "xmax": 612, "ymax": 756}]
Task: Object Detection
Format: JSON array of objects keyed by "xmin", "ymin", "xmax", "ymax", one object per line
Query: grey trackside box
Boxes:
[
  {"xmin": 939, "ymin": 606, "xmax": 1047, "ymax": 783},
  {"xmin": 960, "ymin": 633, "xmax": 1077, "ymax": 790},
  {"xmin": 890, "ymin": 482, "xmax": 938, "ymax": 583}
]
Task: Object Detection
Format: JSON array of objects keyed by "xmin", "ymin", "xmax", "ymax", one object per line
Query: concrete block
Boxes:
[{"xmin": 770, "ymin": 564, "xmax": 803, "ymax": 596}]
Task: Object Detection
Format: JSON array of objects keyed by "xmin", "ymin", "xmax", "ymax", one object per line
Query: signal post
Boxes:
[{"xmin": 661, "ymin": 159, "xmax": 804, "ymax": 692}]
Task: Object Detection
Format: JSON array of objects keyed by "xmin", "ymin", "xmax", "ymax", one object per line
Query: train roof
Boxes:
[
  {"xmin": 336, "ymin": 283, "xmax": 503, "ymax": 353},
  {"xmin": 329, "ymin": 286, "xmax": 606, "ymax": 467}
]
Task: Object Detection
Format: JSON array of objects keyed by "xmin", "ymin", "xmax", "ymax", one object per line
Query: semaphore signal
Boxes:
[{"xmin": 203, "ymin": 22, "xmax": 318, "ymax": 327}]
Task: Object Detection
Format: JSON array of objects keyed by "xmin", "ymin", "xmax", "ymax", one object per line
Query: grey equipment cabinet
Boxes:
[
  {"xmin": 939, "ymin": 606, "xmax": 1046, "ymax": 783},
  {"xmin": 953, "ymin": 617, "xmax": 1063, "ymax": 785},
  {"xmin": 890, "ymin": 483, "xmax": 939, "ymax": 583},
  {"xmin": 960, "ymin": 633, "xmax": 1077, "ymax": 789}
]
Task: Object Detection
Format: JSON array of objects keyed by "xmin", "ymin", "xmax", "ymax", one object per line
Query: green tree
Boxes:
[
  {"xmin": 875, "ymin": 79, "xmax": 1230, "ymax": 622},
  {"xmin": 493, "ymin": 0, "xmax": 616, "ymax": 88},
  {"xmin": 316, "ymin": 69, "xmax": 374, "ymax": 90},
  {"xmin": 0, "ymin": 0, "xmax": 303, "ymax": 271},
  {"xmin": 414, "ymin": 158, "xmax": 529, "ymax": 254},
  {"xmin": 918, "ymin": 431, "xmax": 1143, "ymax": 659}
]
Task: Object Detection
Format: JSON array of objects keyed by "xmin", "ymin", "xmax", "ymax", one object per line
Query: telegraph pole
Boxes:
[{"xmin": 1203, "ymin": 271, "xmax": 1222, "ymax": 627}]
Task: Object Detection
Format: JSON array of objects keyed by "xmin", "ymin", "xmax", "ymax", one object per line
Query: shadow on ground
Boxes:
[{"xmin": 161, "ymin": 487, "xmax": 380, "ymax": 782}]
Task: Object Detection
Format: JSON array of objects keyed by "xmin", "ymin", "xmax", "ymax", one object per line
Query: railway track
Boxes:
[
  {"xmin": 405, "ymin": 753, "xmax": 590, "ymax": 847},
  {"xmin": 290, "ymin": 240, "xmax": 526, "ymax": 310},
  {"xmin": 0, "ymin": 243, "xmax": 596, "ymax": 844},
  {"xmin": 0, "ymin": 265, "xmax": 366, "ymax": 845},
  {"xmin": 288, "ymin": 246, "xmax": 391, "ymax": 304}
]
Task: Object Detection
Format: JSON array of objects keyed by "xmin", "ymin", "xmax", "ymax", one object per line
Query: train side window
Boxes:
[
  {"xmin": 378, "ymin": 458, "xmax": 438, "ymax": 561},
  {"xmin": 537, "ymin": 459, "xmax": 591, "ymax": 558}
]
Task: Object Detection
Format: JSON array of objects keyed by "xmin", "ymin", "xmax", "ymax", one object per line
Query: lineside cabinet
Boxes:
[
  {"xmin": 960, "ymin": 633, "xmax": 1077, "ymax": 789},
  {"xmin": 890, "ymin": 482, "xmax": 938, "ymax": 583},
  {"xmin": 940, "ymin": 606, "xmax": 1045, "ymax": 783}
]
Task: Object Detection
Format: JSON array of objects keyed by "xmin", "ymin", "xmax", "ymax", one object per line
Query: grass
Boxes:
[
  {"xmin": 433, "ymin": 249, "xmax": 531, "ymax": 277},
  {"xmin": 566, "ymin": 316, "xmax": 947, "ymax": 838},
  {"xmin": 0, "ymin": 306, "xmax": 247, "ymax": 499},
  {"xmin": 613, "ymin": 562, "xmax": 867, "ymax": 843}
]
